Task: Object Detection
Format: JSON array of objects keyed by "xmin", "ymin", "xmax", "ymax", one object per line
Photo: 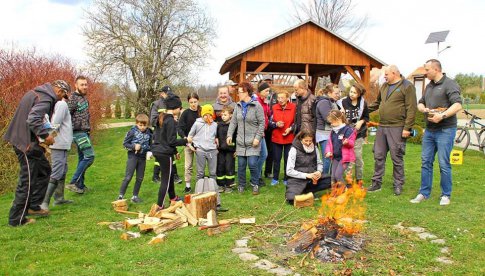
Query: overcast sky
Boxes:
[{"xmin": 1, "ymin": 0, "xmax": 484, "ymax": 85}]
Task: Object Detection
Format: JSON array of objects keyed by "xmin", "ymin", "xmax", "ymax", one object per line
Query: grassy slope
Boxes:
[{"xmin": 0, "ymin": 127, "xmax": 483, "ymax": 275}]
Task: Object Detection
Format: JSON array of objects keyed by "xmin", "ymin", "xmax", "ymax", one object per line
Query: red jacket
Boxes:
[{"xmin": 270, "ymin": 102, "xmax": 296, "ymax": 144}]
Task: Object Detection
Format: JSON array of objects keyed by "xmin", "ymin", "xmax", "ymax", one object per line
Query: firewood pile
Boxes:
[{"xmin": 101, "ymin": 192, "xmax": 255, "ymax": 244}]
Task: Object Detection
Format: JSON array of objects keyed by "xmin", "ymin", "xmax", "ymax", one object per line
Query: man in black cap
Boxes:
[
  {"xmin": 4, "ymin": 80, "xmax": 70, "ymax": 226},
  {"xmin": 149, "ymin": 86, "xmax": 181, "ymax": 184}
]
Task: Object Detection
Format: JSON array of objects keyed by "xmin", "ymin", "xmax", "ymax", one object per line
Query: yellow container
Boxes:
[{"xmin": 450, "ymin": 150, "xmax": 463, "ymax": 165}]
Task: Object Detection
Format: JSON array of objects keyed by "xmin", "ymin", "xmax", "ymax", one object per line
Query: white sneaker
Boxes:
[
  {"xmin": 410, "ymin": 194, "xmax": 426, "ymax": 203},
  {"xmin": 440, "ymin": 196, "xmax": 450, "ymax": 206}
]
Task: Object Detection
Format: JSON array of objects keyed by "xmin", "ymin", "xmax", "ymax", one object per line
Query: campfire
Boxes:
[{"xmin": 287, "ymin": 173, "xmax": 367, "ymax": 262}]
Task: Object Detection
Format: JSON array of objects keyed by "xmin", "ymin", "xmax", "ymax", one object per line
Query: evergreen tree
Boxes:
[
  {"xmin": 124, "ymin": 100, "xmax": 132, "ymax": 119},
  {"xmin": 115, "ymin": 98, "xmax": 122, "ymax": 119}
]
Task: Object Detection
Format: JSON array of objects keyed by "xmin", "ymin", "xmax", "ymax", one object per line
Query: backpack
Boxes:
[{"xmin": 195, "ymin": 177, "xmax": 220, "ymax": 205}]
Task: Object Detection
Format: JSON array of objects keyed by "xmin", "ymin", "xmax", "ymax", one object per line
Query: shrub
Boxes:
[
  {"xmin": 480, "ymin": 93, "xmax": 485, "ymax": 104},
  {"xmin": 124, "ymin": 100, "xmax": 132, "ymax": 119}
]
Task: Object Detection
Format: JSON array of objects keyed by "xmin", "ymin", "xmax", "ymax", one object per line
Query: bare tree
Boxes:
[
  {"xmin": 83, "ymin": 0, "xmax": 216, "ymax": 113},
  {"xmin": 292, "ymin": 0, "xmax": 368, "ymax": 42}
]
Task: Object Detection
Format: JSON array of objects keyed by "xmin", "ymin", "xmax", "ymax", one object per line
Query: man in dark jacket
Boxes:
[
  {"xmin": 367, "ymin": 65, "xmax": 417, "ymax": 195},
  {"xmin": 292, "ymin": 79, "xmax": 316, "ymax": 135},
  {"xmin": 66, "ymin": 76, "xmax": 94, "ymax": 194},
  {"xmin": 4, "ymin": 80, "xmax": 70, "ymax": 226}
]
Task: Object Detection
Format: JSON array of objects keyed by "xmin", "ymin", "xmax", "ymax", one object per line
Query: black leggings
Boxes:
[{"xmin": 155, "ymin": 154, "xmax": 175, "ymax": 207}]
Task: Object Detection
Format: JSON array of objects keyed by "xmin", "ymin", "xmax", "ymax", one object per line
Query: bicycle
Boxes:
[{"xmin": 454, "ymin": 110, "xmax": 485, "ymax": 154}]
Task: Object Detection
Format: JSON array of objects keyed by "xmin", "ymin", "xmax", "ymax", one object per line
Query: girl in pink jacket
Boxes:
[{"xmin": 325, "ymin": 110, "xmax": 356, "ymax": 185}]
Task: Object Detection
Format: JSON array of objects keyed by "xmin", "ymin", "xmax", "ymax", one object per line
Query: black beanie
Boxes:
[
  {"xmin": 165, "ymin": 95, "xmax": 182, "ymax": 110},
  {"xmin": 258, "ymin": 82, "xmax": 270, "ymax": 92}
]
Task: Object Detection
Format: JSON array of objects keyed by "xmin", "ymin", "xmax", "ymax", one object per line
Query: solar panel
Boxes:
[{"xmin": 425, "ymin": 31, "xmax": 450, "ymax": 44}]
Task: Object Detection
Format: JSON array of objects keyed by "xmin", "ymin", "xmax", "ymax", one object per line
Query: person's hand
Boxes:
[
  {"xmin": 233, "ymin": 152, "xmax": 237, "ymax": 158},
  {"xmin": 135, "ymin": 144, "xmax": 141, "ymax": 151},
  {"xmin": 276, "ymin": 121, "xmax": 284, "ymax": 128},
  {"xmin": 402, "ymin": 129, "xmax": 411, "ymax": 138},
  {"xmin": 282, "ymin": 128, "xmax": 291, "ymax": 136},
  {"xmin": 176, "ymin": 152, "xmax": 181, "ymax": 160},
  {"xmin": 355, "ymin": 120, "xmax": 363, "ymax": 130},
  {"xmin": 215, "ymin": 138, "xmax": 219, "ymax": 147},
  {"xmin": 188, "ymin": 144, "xmax": 196, "ymax": 152},
  {"xmin": 428, "ymin": 113, "xmax": 443, "ymax": 124},
  {"xmin": 44, "ymin": 134, "xmax": 55, "ymax": 146},
  {"xmin": 420, "ymin": 106, "xmax": 430, "ymax": 113},
  {"xmin": 342, "ymin": 139, "xmax": 349, "ymax": 145},
  {"xmin": 187, "ymin": 136, "xmax": 193, "ymax": 143},
  {"xmin": 226, "ymin": 137, "xmax": 232, "ymax": 146},
  {"xmin": 325, "ymin": 152, "xmax": 333, "ymax": 158},
  {"xmin": 312, "ymin": 171, "xmax": 322, "ymax": 182},
  {"xmin": 252, "ymin": 139, "xmax": 260, "ymax": 147}
]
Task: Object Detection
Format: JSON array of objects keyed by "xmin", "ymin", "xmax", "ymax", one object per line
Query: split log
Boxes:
[
  {"xmin": 165, "ymin": 201, "xmax": 183, "ymax": 213},
  {"xmin": 148, "ymin": 204, "xmax": 159, "ymax": 217},
  {"xmin": 219, "ymin": 218, "xmax": 239, "ymax": 225},
  {"xmin": 124, "ymin": 218, "xmax": 143, "ymax": 229},
  {"xmin": 207, "ymin": 210, "xmax": 217, "ymax": 226},
  {"xmin": 294, "ymin": 192, "xmax": 314, "ymax": 208},
  {"xmin": 120, "ymin": 231, "xmax": 141, "ymax": 240},
  {"xmin": 143, "ymin": 217, "xmax": 161, "ymax": 224},
  {"xmin": 239, "ymin": 218, "xmax": 256, "ymax": 224},
  {"xmin": 148, "ymin": 233, "xmax": 167, "ymax": 245},
  {"xmin": 115, "ymin": 210, "xmax": 140, "ymax": 216},
  {"xmin": 187, "ymin": 192, "xmax": 217, "ymax": 219},
  {"xmin": 198, "ymin": 218, "xmax": 208, "ymax": 227},
  {"xmin": 159, "ymin": 212, "xmax": 179, "ymax": 220},
  {"xmin": 111, "ymin": 199, "xmax": 128, "ymax": 211},
  {"xmin": 207, "ymin": 224, "xmax": 231, "ymax": 236},
  {"xmin": 139, "ymin": 223, "xmax": 154, "ymax": 233},
  {"xmin": 153, "ymin": 217, "xmax": 185, "ymax": 234},
  {"xmin": 177, "ymin": 205, "xmax": 198, "ymax": 226},
  {"xmin": 287, "ymin": 229, "xmax": 316, "ymax": 251}
]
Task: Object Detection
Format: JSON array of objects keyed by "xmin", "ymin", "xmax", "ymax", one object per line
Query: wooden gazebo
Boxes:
[{"xmin": 219, "ymin": 20, "xmax": 386, "ymax": 93}]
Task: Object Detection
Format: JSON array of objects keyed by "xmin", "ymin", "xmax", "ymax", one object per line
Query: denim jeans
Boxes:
[
  {"xmin": 419, "ymin": 128, "xmax": 456, "ymax": 198},
  {"xmin": 256, "ymin": 138, "xmax": 268, "ymax": 184},
  {"xmin": 70, "ymin": 132, "xmax": 95, "ymax": 189},
  {"xmin": 237, "ymin": 155, "xmax": 259, "ymax": 187},
  {"xmin": 319, "ymin": 140, "xmax": 331, "ymax": 175},
  {"xmin": 272, "ymin": 143, "xmax": 291, "ymax": 181}
]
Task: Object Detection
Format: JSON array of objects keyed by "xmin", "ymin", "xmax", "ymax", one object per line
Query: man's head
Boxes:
[
  {"xmin": 135, "ymin": 114, "xmax": 149, "ymax": 132},
  {"xmin": 75, "ymin": 76, "xmax": 88, "ymax": 95},
  {"xmin": 217, "ymin": 86, "xmax": 230, "ymax": 103},
  {"xmin": 384, "ymin": 65, "xmax": 401, "ymax": 84},
  {"xmin": 52, "ymin": 80, "xmax": 71, "ymax": 100},
  {"xmin": 293, "ymin": 79, "xmax": 308, "ymax": 97},
  {"xmin": 262, "ymin": 75, "xmax": 273, "ymax": 85},
  {"xmin": 224, "ymin": 80, "xmax": 238, "ymax": 94},
  {"xmin": 424, "ymin": 59, "xmax": 443, "ymax": 82},
  {"xmin": 160, "ymin": 85, "xmax": 172, "ymax": 99}
]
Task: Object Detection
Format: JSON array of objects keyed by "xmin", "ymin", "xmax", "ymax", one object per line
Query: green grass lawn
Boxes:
[{"xmin": 0, "ymin": 128, "xmax": 484, "ymax": 275}]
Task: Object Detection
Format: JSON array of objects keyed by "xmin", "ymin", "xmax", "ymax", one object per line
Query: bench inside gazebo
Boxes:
[{"xmin": 219, "ymin": 20, "xmax": 386, "ymax": 96}]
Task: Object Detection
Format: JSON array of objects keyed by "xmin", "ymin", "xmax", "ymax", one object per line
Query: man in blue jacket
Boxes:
[{"xmin": 4, "ymin": 80, "xmax": 70, "ymax": 226}]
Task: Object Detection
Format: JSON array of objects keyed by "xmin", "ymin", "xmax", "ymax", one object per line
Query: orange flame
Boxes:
[{"xmin": 318, "ymin": 170, "xmax": 367, "ymax": 235}]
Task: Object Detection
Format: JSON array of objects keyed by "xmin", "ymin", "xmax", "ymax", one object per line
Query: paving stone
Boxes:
[
  {"xmin": 408, "ymin": 226, "xmax": 426, "ymax": 233},
  {"xmin": 440, "ymin": 247, "xmax": 450, "ymax": 254},
  {"xmin": 418, "ymin": 232, "xmax": 437, "ymax": 240},
  {"xmin": 235, "ymin": 239, "xmax": 248, "ymax": 247},
  {"xmin": 253, "ymin": 259, "xmax": 278, "ymax": 270},
  {"xmin": 431, "ymin": 239, "xmax": 446, "ymax": 245},
  {"xmin": 268, "ymin": 266, "xmax": 293, "ymax": 276},
  {"xmin": 436, "ymin": 256, "xmax": 453, "ymax": 265},
  {"xmin": 232, "ymin": 247, "xmax": 251, "ymax": 254},
  {"xmin": 239, "ymin": 253, "xmax": 259, "ymax": 262}
]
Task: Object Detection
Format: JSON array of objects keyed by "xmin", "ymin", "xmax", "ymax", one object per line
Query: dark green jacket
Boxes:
[{"xmin": 368, "ymin": 78, "xmax": 417, "ymax": 130}]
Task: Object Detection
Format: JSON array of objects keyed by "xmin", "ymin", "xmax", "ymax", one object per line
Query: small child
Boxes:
[
  {"xmin": 118, "ymin": 114, "xmax": 153, "ymax": 203},
  {"xmin": 325, "ymin": 110, "xmax": 356, "ymax": 185},
  {"xmin": 216, "ymin": 106, "xmax": 236, "ymax": 193},
  {"xmin": 187, "ymin": 104, "xmax": 218, "ymax": 183}
]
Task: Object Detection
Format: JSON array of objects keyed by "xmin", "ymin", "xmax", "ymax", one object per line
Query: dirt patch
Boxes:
[{"xmin": 456, "ymin": 109, "xmax": 485, "ymax": 119}]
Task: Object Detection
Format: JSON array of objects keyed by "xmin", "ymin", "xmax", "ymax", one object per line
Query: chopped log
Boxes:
[
  {"xmin": 165, "ymin": 201, "xmax": 183, "ymax": 213},
  {"xmin": 239, "ymin": 218, "xmax": 256, "ymax": 224},
  {"xmin": 198, "ymin": 218, "xmax": 208, "ymax": 227},
  {"xmin": 294, "ymin": 192, "xmax": 314, "ymax": 208},
  {"xmin": 148, "ymin": 233, "xmax": 167, "ymax": 245},
  {"xmin": 207, "ymin": 224, "xmax": 231, "ymax": 236},
  {"xmin": 198, "ymin": 223, "xmax": 229, "ymax": 230},
  {"xmin": 148, "ymin": 204, "xmax": 159, "ymax": 217},
  {"xmin": 120, "ymin": 231, "xmax": 141, "ymax": 240},
  {"xmin": 207, "ymin": 210, "xmax": 217, "ymax": 226},
  {"xmin": 287, "ymin": 229, "xmax": 316, "ymax": 251},
  {"xmin": 159, "ymin": 212, "xmax": 179, "ymax": 220},
  {"xmin": 115, "ymin": 210, "xmax": 140, "ymax": 216},
  {"xmin": 178, "ymin": 205, "xmax": 198, "ymax": 226},
  {"xmin": 153, "ymin": 217, "xmax": 185, "ymax": 234},
  {"xmin": 139, "ymin": 223, "xmax": 154, "ymax": 233},
  {"xmin": 187, "ymin": 192, "xmax": 217, "ymax": 219},
  {"xmin": 111, "ymin": 199, "xmax": 128, "ymax": 211},
  {"xmin": 143, "ymin": 217, "xmax": 161, "ymax": 224},
  {"xmin": 124, "ymin": 218, "xmax": 143, "ymax": 229},
  {"xmin": 219, "ymin": 218, "xmax": 239, "ymax": 225}
]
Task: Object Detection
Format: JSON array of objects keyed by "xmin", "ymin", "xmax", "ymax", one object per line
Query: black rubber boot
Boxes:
[
  {"xmin": 40, "ymin": 180, "xmax": 58, "ymax": 211},
  {"xmin": 54, "ymin": 178, "xmax": 74, "ymax": 205}
]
